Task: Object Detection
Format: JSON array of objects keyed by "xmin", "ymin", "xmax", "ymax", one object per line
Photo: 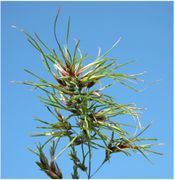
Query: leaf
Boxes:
[
  {"xmin": 66, "ymin": 16, "xmax": 71, "ymax": 47},
  {"xmin": 144, "ymin": 149, "xmax": 163, "ymax": 156},
  {"xmin": 31, "ymin": 131, "xmax": 56, "ymax": 137},
  {"xmin": 28, "ymin": 147, "xmax": 39, "ymax": 156},
  {"xmin": 34, "ymin": 118, "xmax": 50, "ymax": 125},
  {"xmin": 102, "ymin": 37, "xmax": 122, "ymax": 57},
  {"xmin": 72, "ymin": 39, "xmax": 80, "ymax": 67},
  {"xmin": 134, "ymin": 124, "xmax": 152, "ymax": 138},
  {"xmin": 115, "ymin": 60, "xmax": 135, "ymax": 69},
  {"xmin": 54, "ymin": 9, "xmax": 70, "ymax": 67},
  {"xmin": 24, "ymin": 69, "xmax": 42, "ymax": 79},
  {"xmin": 136, "ymin": 148, "xmax": 153, "ymax": 164},
  {"xmin": 54, "ymin": 136, "xmax": 77, "ymax": 160},
  {"xmin": 34, "ymin": 33, "xmax": 53, "ymax": 53}
]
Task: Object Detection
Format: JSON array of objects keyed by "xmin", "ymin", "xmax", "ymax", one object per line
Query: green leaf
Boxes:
[
  {"xmin": 72, "ymin": 39, "xmax": 80, "ymax": 67},
  {"xmin": 34, "ymin": 118, "xmax": 50, "ymax": 125},
  {"xmin": 102, "ymin": 37, "xmax": 122, "ymax": 57},
  {"xmin": 54, "ymin": 9, "xmax": 70, "ymax": 67},
  {"xmin": 34, "ymin": 33, "xmax": 53, "ymax": 53},
  {"xmin": 54, "ymin": 136, "xmax": 77, "ymax": 160},
  {"xmin": 66, "ymin": 16, "xmax": 70, "ymax": 47}
]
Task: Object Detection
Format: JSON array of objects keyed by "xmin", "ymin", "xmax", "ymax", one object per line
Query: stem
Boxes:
[
  {"xmin": 91, "ymin": 159, "xmax": 107, "ymax": 178},
  {"xmin": 88, "ymin": 141, "xmax": 92, "ymax": 179}
]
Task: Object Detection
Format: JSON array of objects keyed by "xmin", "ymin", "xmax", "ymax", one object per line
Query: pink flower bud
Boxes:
[
  {"xmin": 92, "ymin": 91, "xmax": 101, "ymax": 97},
  {"xmin": 54, "ymin": 64, "xmax": 69, "ymax": 76},
  {"xmin": 76, "ymin": 67, "xmax": 83, "ymax": 76}
]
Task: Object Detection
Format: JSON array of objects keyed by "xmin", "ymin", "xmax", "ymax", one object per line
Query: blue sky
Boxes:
[{"xmin": 1, "ymin": 1, "xmax": 173, "ymax": 179}]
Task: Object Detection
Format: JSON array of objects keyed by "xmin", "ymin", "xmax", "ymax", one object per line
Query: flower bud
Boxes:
[
  {"xmin": 87, "ymin": 81, "xmax": 95, "ymax": 88},
  {"xmin": 76, "ymin": 67, "xmax": 83, "ymax": 76},
  {"xmin": 54, "ymin": 64, "xmax": 69, "ymax": 76},
  {"xmin": 119, "ymin": 143, "xmax": 130, "ymax": 149},
  {"xmin": 92, "ymin": 91, "xmax": 101, "ymax": 97}
]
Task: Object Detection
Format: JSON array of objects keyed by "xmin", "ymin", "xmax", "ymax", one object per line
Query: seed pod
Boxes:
[
  {"xmin": 57, "ymin": 112, "xmax": 64, "ymax": 122},
  {"xmin": 46, "ymin": 171, "xmax": 58, "ymax": 179},
  {"xmin": 56, "ymin": 79, "xmax": 66, "ymax": 86},
  {"xmin": 77, "ymin": 163, "xmax": 87, "ymax": 171},
  {"xmin": 55, "ymin": 164, "xmax": 63, "ymax": 179},
  {"xmin": 77, "ymin": 80, "xmax": 84, "ymax": 88},
  {"xmin": 39, "ymin": 152, "xmax": 49, "ymax": 168},
  {"xmin": 96, "ymin": 115, "xmax": 106, "ymax": 121},
  {"xmin": 74, "ymin": 136, "xmax": 86, "ymax": 145},
  {"xmin": 69, "ymin": 66, "xmax": 75, "ymax": 76},
  {"xmin": 53, "ymin": 74, "xmax": 66, "ymax": 86},
  {"xmin": 46, "ymin": 170, "xmax": 62, "ymax": 179},
  {"xmin": 119, "ymin": 143, "xmax": 131, "ymax": 149},
  {"xmin": 50, "ymin": 158, "xmax": 56, "ymax": 172},
  {"xmin": 63, "ymin": 100, "xmax": 73, "ymax": 106},
  {"xmin": 87, "ymin": 81, "xmax": 95, "ymax": 88},
  {"xmin": 90, "ymin": 113, "xmax": 106, "ymax": 122}
]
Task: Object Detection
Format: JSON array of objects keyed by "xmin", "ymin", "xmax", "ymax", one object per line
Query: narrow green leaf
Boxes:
[
  {"xmin": 34, "ymin": 33, "xmax": 53, "ymax": 53},
  {"xmin": 72, "ymin": 39, "xmax": 80, "ymax": 67},
  {"xmin": 54, "ymin": 9, "xmax": 70, "ymax": 67},
  {"xmin": 54, "ymin": 136, "xmax": 77, "ymax": 160},
  {"xmin": 66, "ymin": 16, "xmax": 70, "ymax": 47},
  {"xmin": 102, "ymin": 37, "xmax": 122, "ymax": 57}
]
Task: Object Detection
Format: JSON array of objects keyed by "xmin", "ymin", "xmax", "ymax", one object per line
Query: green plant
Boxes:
[{"xmin": 15, "ymin": 10, "xmax": 162, "ymax": 179}]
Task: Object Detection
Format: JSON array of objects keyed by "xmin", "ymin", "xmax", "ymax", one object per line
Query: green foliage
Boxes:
[{"xmin": 16, "ymin": 10, "xmax": 162, "ymax": 179}]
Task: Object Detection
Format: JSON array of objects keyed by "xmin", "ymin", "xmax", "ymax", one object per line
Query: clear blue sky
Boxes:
[{"xmin": 1, "ymin": 1, "xmax": 173, "ymax": 179}]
